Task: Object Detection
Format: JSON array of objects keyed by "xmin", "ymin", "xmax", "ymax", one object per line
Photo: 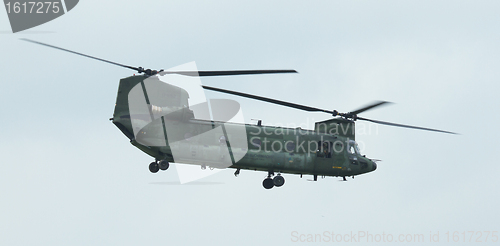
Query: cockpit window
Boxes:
[
  {"xmin": 355, "ymin": 143, "xmax": 361, "ymax": 155},
  {"xmin": 349, "ymin": 145, "xmax": 356, "ymax": 154},
  {"xmin": 348, "ymin": 140, "xmax": 361, "ymax": 155}
]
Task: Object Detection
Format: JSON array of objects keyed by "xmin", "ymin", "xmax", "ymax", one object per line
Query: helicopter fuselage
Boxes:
[{"xmin": 111, "ymin": 75, "xmax": 377, "ymax": 180}]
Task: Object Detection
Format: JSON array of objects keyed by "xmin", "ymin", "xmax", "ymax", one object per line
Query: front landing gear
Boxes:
[
  {"xmin": 149, "ymin": 160, "xmax": 169, "ymax": 173},
  {"xmin": 273, "ymin": 175, "xmax": 285, "ymax": 187},
  {"xmin": 262, "ymin": 172, "xmax": 285, "ymax": 189},
  {"xmin": 263, "ymin": 178, "xmax": 274, "ymax": 189}
]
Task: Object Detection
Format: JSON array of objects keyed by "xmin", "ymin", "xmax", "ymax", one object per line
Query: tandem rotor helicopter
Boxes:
[{"xmin": 23, "ymin": 39, "xmax": 457, "ymax": 189}]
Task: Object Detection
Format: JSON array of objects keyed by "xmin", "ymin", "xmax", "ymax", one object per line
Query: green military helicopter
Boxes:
[{"xmin": 23, "ymin": 39, "xmax": 456, "ymax": 189}]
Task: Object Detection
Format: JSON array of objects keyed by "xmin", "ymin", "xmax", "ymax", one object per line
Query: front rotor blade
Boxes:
[
  {"xmin": 202, "ymin": 85, "xmax": 334, "ymax": 114},
  {"xmin": 349, "ymin": 101, "xmax": 392, "ymax": 115},
  {"xmin": 163, "ymin": 70, "xmax": 297, "ymax": 77},
  {"xmin": 21, "ymin": 38, "xmax": 141, "ymax": 72},
  {"xmin": 356, "ymin": 116, "xmax": 457, "ymax": 134}
]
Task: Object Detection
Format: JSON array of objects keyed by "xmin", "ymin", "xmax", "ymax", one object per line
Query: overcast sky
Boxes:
[{"xmin": 1, "ymin": 0, "xmax": 499, "ymax": 245}]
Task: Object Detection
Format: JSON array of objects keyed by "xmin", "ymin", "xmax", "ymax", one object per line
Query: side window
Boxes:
[{"xmin": 317, "ymin": 141, "xmax": 332, "ymax": 158}]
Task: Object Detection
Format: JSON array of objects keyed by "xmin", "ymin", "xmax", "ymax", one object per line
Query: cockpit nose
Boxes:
[{"xmin": 372, "ymin": 162, "xmax": 377, "ymax": 171}]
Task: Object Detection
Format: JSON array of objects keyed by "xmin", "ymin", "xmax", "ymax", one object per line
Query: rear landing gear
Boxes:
[
  {"xmin": 149, "ymin": 160, "xmax": 169, "ymax": 173},
  {"xmin": 159, "ymin": 160, "xmax": 169, "ymax": 170},
  {"xmin": 149, "ymin": 162, "xmax": 159, "ymax": 173},
  {"xmin": 262, "ymin": 172, "xmax": 285, "ymax": 189}
]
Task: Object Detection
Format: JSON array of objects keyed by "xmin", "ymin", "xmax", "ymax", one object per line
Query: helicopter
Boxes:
[{"xmin": 22, "ymin": 39, "xmax": 457, "ymax": 189}]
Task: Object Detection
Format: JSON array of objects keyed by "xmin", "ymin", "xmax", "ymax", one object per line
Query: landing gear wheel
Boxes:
[
  {"xmin": 262, "ymin": 178, "xmax": 274, "ymax": 189},
  {"xmin": 149, "ymin": 162, "xmax": 159, "ymax": 173},
  {"xmin": 273, "ymin": 175, "xmax": 285, "ymax": 187},
  {"xmin": 159, "ymin": 160, "xmax": 169, "ymax": 170}
]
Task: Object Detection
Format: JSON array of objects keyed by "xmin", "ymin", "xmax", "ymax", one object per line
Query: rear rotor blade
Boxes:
[
  {"xmin": 22, "ymin": 39, "xmax": 297, "ymax": 77},
  {"xmin": 21, "ymin": 38, "xmax": 141, "ymax": 72},
  {"xmin": 349, "ymin": 101, "xmax": 392, "ymax": 115},
  {"xmin": 356, "ymin": 116, "xmax": 457, "ymax": 134},
  {"xmin": 202, "ymin": 85, "xmax": 334, "ymax": 114},
  {"xmin": 163, "ymin": 70, "xmax": 297, "ymax": 77}
]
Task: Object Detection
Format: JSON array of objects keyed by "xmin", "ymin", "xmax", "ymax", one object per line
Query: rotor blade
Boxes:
[
  {"xmin": 202, "ymin": 85, "xmax": 334, "ymax": 114},
  {"xmin": 349, "ymin": 101, "xmax": 392, "ymax": 115},
  {"xmin": 21, "ymin": 38, "xmax": 141, "ymax": 72},
  {"xmin": 23, "ymin": 39, "xmax": 298, "ymax": 77},
  {"xmin": 162, "ymin": 70, "xmax": 297, "ymax": 77},
  {"xmin": 356, "ymin": 116, "xmax": 458, "ymax": 134}
]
